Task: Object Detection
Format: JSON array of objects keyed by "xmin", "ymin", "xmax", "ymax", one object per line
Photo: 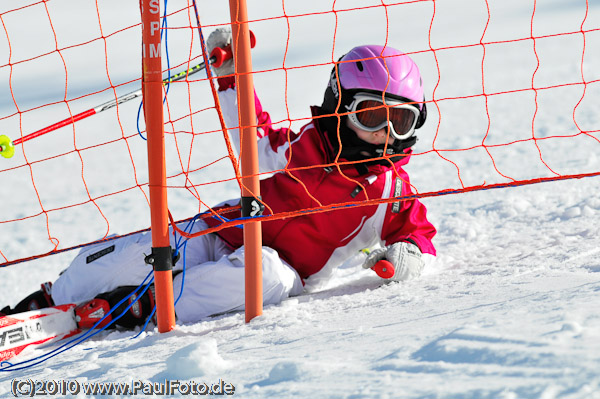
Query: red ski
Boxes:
[{"xmin": 0, "ymin": 304, "xmax": 80, "ymax": 361}]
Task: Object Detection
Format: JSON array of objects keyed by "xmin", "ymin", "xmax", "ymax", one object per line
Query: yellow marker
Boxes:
[{"xmin": 0, "ymin": 135, "xmax": 15, "ymax": 158}]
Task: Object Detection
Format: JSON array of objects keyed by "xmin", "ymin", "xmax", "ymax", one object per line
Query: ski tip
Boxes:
[{"xmin": 0, "ymin": 304, "xmax": 81, "ymax": 362}]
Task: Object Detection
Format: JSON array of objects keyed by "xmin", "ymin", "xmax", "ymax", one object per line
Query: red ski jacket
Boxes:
[{"xmin": 206, "ymin": 79, "xmax": 436, "ymax": 281}]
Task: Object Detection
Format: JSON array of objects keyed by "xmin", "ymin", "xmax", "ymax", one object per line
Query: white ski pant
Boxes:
[{"xmin": 51, "ymin": 220, "xmax": 304, "ymax": 323}]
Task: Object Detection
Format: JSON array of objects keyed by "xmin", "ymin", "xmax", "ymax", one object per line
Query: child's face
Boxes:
[{"xmin": 346, "ymin": 118, "xmax": 395, "ymax": 146}]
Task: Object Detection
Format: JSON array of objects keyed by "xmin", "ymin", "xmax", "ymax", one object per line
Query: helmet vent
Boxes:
[{"xmin": 356, "ymin": 61, "xmax": 364, "ymax": 71}]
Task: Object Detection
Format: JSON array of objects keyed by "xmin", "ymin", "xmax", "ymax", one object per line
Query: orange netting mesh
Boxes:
[{"xmin": 0, "ymin": 1, "xmax": 598, "ymax": 266}]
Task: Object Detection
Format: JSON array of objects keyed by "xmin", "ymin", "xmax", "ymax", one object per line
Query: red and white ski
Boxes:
[{"xmin": 0, "ymin": 304, "xmax": 80, "ymax": 362}]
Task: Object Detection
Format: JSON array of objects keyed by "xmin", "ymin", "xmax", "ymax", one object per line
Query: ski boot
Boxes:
[{"xmin": 75, "ymin": 285, "xmax": 156, "ymax": 330}]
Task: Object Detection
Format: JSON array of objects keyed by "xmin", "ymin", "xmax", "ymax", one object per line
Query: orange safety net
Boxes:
[{"xmin": 0, "ymin": 1, "xmax": 598, "ymax": 266}]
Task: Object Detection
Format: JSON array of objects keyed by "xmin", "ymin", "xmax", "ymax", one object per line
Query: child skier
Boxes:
[{"xmin": 1, "ymin": 29, "xmax": 436, "ymax": 329}]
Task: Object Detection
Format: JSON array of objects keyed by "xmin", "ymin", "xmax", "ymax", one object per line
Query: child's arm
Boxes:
[
  {"xmin": 362, "ymin": 174, "xmax": 436, "ymax": 282},
  {"xmin": 217, "ymin": 76, "xmax": 295, "ymax": 174},
  {"xmin": 207, "ymin": 27, "xmax": 297, "ymax": 174},
  {"xmin": 380, "ymin": 175, "xmax": 437, "ymax": 256}
]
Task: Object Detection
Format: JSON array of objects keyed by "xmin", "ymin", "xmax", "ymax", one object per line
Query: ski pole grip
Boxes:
[
  {"xmin": 372, "ymin": 259, "xmax": 395, "ymax": 279},
  {"xmin": 210, "ymin": 30, "xmax": 256, "ymax": 68}
]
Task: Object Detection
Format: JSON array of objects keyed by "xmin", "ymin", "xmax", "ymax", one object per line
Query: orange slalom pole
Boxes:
[
  {"xmin": 228, "ymin": 0, "xmax": 263, "ymax": 323},
  {"xmin": 141, "ymin": 0, "xmax": 176, "ymax": 332}
]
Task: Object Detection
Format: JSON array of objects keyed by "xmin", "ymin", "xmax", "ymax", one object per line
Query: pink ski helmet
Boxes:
[
  {"xmin": 322, "ymin": 45, "xmax": 427, "ymax": 130},
  {"xmin": 319, "ymin": 45, "xmax": 427, "ymax": 164}
]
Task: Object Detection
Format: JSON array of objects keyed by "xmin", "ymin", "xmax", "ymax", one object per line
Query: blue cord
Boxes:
[
  {"xmin": 0, "ymin": 210, "xmax": 246, "ymax": 371},
  {"xmin": 0, "ymin": 271, "xmax": 155, "ymax": 372}
]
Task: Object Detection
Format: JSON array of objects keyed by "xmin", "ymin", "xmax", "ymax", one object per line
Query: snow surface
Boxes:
[{"xmin": 1, "ymin": 0, "xmax": 600, "ymax": 398}]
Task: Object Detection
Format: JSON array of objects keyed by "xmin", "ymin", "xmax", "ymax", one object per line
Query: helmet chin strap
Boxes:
[{"xmin": 348, "ymin": 135, "xmax": 417, "ymax": 165}]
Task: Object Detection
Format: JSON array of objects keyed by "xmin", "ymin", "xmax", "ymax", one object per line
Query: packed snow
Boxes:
[{"xmin": 1, "ymin": 0, "xmax": 599, "ymax": 398}]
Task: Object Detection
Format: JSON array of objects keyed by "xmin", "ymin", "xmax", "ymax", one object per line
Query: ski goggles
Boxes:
[{"xmin": 345, "ymin": 93, "xmax": 420, "ymax": 141}]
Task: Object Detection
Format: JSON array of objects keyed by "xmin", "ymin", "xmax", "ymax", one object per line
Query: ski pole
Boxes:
[
  {"xmin": 0, "ymin": 30, "xmax": 255, "ymax": 159},
  {"xmin": 0, "ymin": 62, "xmax": 207, "ymax": 159}
]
